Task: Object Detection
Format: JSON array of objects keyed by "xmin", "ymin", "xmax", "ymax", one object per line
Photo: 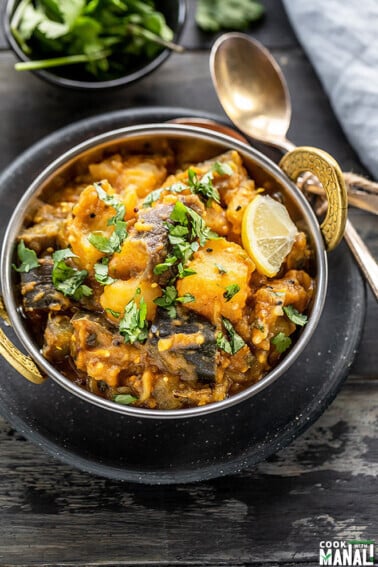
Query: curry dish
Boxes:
[{"xmin": 15, "ymin": 146, "xmax": 314, "ymax": 409}]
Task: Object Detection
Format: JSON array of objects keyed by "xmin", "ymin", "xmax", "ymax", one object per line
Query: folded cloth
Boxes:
[{"xmin": 283, "ymin": 0, "xmax": 378, "ymax": 179}]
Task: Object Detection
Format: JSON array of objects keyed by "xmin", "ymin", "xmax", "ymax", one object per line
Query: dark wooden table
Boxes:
[{"xmin": 0, "ymin": 1, "xmax": 377, "ymax": 565}]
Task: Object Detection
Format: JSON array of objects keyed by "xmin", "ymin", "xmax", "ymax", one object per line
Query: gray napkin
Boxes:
[{"xmin": 283, "ymin": 0, "xmax": 378, "ymax": 179}]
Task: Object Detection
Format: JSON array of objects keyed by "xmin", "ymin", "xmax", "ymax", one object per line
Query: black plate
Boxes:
[{"xmin": 0, "ymin": 108, "xmax": 366, "ymax": 484}]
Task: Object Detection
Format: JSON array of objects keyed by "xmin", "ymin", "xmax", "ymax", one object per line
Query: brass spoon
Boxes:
[{"xmin": 210, "ymin": 32, "xmax": 378, "ymax": 300}]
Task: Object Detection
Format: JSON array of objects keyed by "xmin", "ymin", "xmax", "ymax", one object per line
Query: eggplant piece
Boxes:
[
  {"xmin": 42, "ymin": 314, "xmax": 73, "ymax": 363},
  {"xmin": 18, "ymin": 221, "xmax": 63, "ymax": 254},
  {"xmin": 132, "ymin": 204, "xmax": 172, "ymax": 282},
  {"xmin": 148, "ymin": 307, "xmax": 217, "ymax": 383},
  {"xmin": 110, "ymin": 204, "xmax": 173, "ymax": 283},
  {"xmin": 20, "ymin": 258, "xmax": 71, "ymax": 312},
  {"xmin": 70, "ymin": 313, "xmax": 143, "ymax": 387}
]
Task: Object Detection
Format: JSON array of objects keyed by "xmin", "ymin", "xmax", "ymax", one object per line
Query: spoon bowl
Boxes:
[{"xmin": 210, "ymin": 32, "xmax": 294, "ymax": 152}]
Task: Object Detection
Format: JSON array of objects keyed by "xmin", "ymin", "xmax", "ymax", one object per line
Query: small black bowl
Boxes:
[{"xmin": 4, "ymin": 0, "xmax": 187, "ymax": 90}]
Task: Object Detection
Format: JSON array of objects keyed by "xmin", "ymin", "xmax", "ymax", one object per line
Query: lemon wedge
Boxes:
[{"xmin": 242, "ymin": 194, "xmax": 298, "ymax": 277}]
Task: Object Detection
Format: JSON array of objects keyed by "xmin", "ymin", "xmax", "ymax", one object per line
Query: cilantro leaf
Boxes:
[
  {"xmin": 51, "ymin": 248, "xmax": 77, "ymax": 262},
  {"xmin": 153, "ymin": 255, "xmax": 177, "ymax": 275},
  {"xmin": 143, "ymin": 188, "xmax": 163, "ymax": 208},
  {"xmin": 89, "ymin": 222, "xmax": 127, "ymax": 255},
  {"xmin": 114, "ymin": 394, "xmax": 138, "ymax": 405},
  {"xmin": 187, "ymin": 207, "xmax": 219, "ymax": 246},
  {"xmin": 196, "ymin": 0, "xmax": 264, "ymax": 32},
  {"xmin": 272, "ymin": 332, "xmax": 292, "ymax": 353},
  {"xmin": 223, "ymin": 284, "xmax": 240, "ymax": 302},
  {"xmin": 94, "ymin": 183, "xmax": 126, "ymax": 223},
  {"xmin": 215, "ymin": 263, "xmax": 227, "ymax": 274},
  {"xmin": 88, "ymin": 232, "xmax": 116, "ymax": 254},
  {"xmin": 12, "ymin": 240, "xmax": 40, "ymax": 273},
  {"xmin": 216, "ymin": 332, "xmax": 232, "ymax": 355},
  {"xmin": 119, "ymin": 288, "xmax": 148, "ymax": 344},
  {"xmin": 216, "ymin": 317, "xmax": 246, "ymax": 355},
  {"xmin": 187, "ymin": 167, "xmax": 220, "ymax": 205},
  {"xmin": 170, "ymin": 200, "xmax": 188, "ymax": 224},
  {"xmin": 177, "ymin": 263, "xmax": 196, "ymax": 278},
  {"xmin": 283, "ymin": 305, "xmax": 308, "ymax": 327},
  {"xmin": 58, "ymin": 0, "xmax": 86, "ymax": 28},
  {"xmin": 154, "ymin": 285, "xmax": 177, "ymax": 308},
  {"xmin": 88, "ymin": 186, "xmax": 127, "ymax": 256},
  {"xmin": 176, "ymin": 293, "xmax": 195, "ymax": 304},
  {"xmin": 52, "ymin": 249, "xmax": 92, "ymax": 301},
  {"xmin": 94, "ymin": 259, "xmax": 116, "ymax": 285},
  {"xmin": 153, "ymin": 285, "xmax": 194, "ymax": 318},
  {"xmin": 105, "ymin": 308, "xmax": 120, "ymax": 318},
  {"xmin": 212, "ymin": 162, "xmax": 233, "ymax": 176},
  {"xmin": 142, "ymin": 182, "xmax": 186, "ymax": 208}
]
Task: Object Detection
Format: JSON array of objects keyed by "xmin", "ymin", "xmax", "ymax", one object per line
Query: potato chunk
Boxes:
[
  {"xmin": 176, "ymin": 238, "xmax": 254, "ymax": 325},
  {"xmin": 100, "ymin": 278, "xmax": 162, "ymax": 322},
  {"xmin": 89, "ymin": 154, "xmax": 170, "ymax": 197},
  {"xmin": 64, "ymin": 181, "xmax": 116, "ymax": 270}
]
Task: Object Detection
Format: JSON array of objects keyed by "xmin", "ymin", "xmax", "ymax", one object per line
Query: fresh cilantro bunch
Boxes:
[
  {"xmin": 196, "ymin": 0, "xmax": 264, "ymax": 33},
  {"xmin": 11, "ymin": 0, "xmax": 175, "ymax": 79}
]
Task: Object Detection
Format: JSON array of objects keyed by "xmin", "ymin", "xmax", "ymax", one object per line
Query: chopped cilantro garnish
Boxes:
[
  {"xmin": 52, "ymin": 248, "xmax": 92, "ymax": 300},
  {"xmin": 143, "ymin": 188, "xmax": 164, "ymax": 208},
  {"xmin": 272, "ymin": 332, "xmax": 292, "ymax": 353},
  {"xmin": 164, "ymin": 201, "xmax": 217, "ymax": 266},
  {"xmin": 223, "ymin": 284, "xmax": 240, "ymax": 302},
  {"xmin": 12, "ymin": 240, "xmax": 40, "ymax": 273},
  {"xmin": 154, "ymin": 285, "xmax": 195, "ymax": 317},
  {"xmin": 142, "ymin": 182, "xmax": 186, "ymax": 208},
  {"xmin": 215, "ymin": 263, "xmax": 227, "ymax": 274},
  {"xmin": 119, "ymin": 288, "xmax": 148, "ymax": 345},
  {"xmin": 283, "ymin": 305, "xmax": 308, "ymax": 326},
  {"xmin": 153, "ymin": 255, "xmax": 177, "ymax": 275},
  {"xmin": 176, "ymin": 293, "xmax": 195, "ymax": 304},
  {"xmin": 89, "ymin": 220, "xmax": 127, "ymax": 254},
  {"xmin": 94, "ymin": 258, "xmax": 116, "ymax": 286},
  {"xmin": 154, "ymin": 285, "xmax": 178, "ymax": 317},
  {"xmin": 187, "ymin": 167, "xmax": 221, "ymax": 205},
  {"xmin": 212, "ymin": 162, "xmax": 233, "ymax": 177},
  {"xmin": 187, "ymin": 162, "xmax": 233, "ymax": 206},
  {"xmin": 216, "ymin": 317, "xmax": 246, "ymax": 355},
  {"xmin": 52, "ymin": 248, "xmax": 77, "ymax": 262},
  {"xmin": 114, "ymin": 394, "xmax": 138, "ymax": 405},
  {"xmin": 88, "ymin": 232, "xmax": 116, "ymax": 254},
  {"xmin": 152, "ymin": 202, "xmax": 216, "ymax": 316},
  {"xmin": 170, "ymin": 200, "xmax": 188, "ymax": 224},
  {"xmin": 94, "ymin": 183, "xmax": 125, "ymax": 223},
  {"xmin": 186, "ymin": 206, "xmax": 219, "ymax": 246},
  {"xmin": 177, "ymin": 263, "xmax": 196, "ymax": 278},
  {"xmin": 89, "ymin": 185, "xmax": 127, "ymax": 254},
  {"xmin": 105, "ymin": 308, "xmax": 120, "ymax": 319}
]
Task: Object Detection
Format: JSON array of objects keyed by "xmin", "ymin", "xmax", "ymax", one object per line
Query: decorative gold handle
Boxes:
[
  {"xmin": 279, "ymin": 146, "xmax": 348, "ymax": 251},
  {"xmin": 0, "ymin": 296, "xmax": 46, "ymax": 384}
]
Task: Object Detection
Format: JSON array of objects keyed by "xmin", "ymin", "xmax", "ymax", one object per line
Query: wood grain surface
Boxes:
[
  {"xmin": 0, "ymin": 381, "xmax": 376, "ymax": 565},
  {"xmin": 0, "ymin": 0, "xmax": 377, "ymax": 564}
]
